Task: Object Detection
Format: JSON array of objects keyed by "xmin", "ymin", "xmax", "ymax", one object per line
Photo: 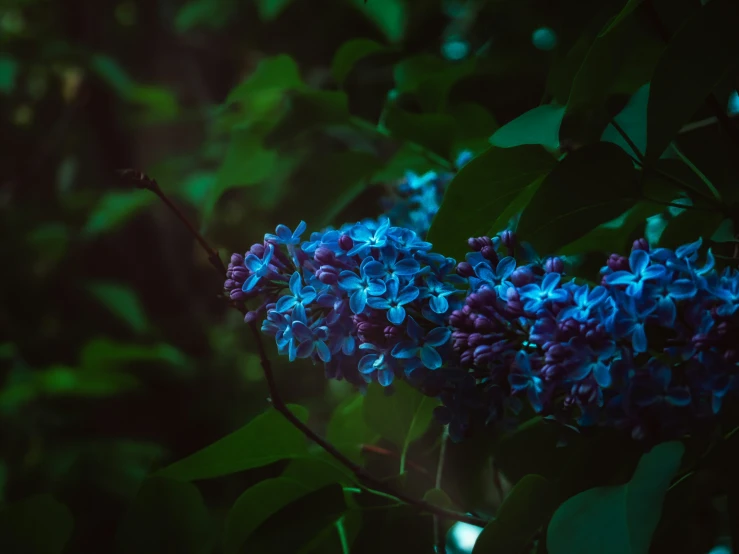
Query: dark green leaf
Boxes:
[
  {"xmin": 0, "ymin": 494, "xmax": 73, "ymax": 554},
  {"xmin": 174, "ymin": 0, "xmax": 236, "ymax": 32},
  {"xmin": 115, "ymin": 476, "xmax": 213, "ymax": 554},
  {"xmin": 88, "ymin": 282, "xmax": 149, "ymax": 334},
  {"xmin": 265, "ymin": 90, "xmax": 351, "ymax": 146},
  {"xmin": 472, "ymin": 475, "xmax": 555, "ymax": 554},
  {"xmin": 447, "ymin": 102, "xmax": 499, "ymax": 154},
  {"xmin": 158, "ymin": 406, "xmax": 309, "ymax": 480},
  {"xmin": 241, "ymin": 483, "xmax": 347, "ymax": 554},
  {"xmin": 490, "ymin": 105, "xmax": 565, "ymax": 150},
  {"xmin": 327, "ymin": 394, "xmax": 380, "ymax": 462},
  {"xmin": 601, "ymin": 0, "xmax": 643, "ymax": 35},
  {"xmin": 35, "ymin": 365, "xmax": 139, "ymax": 397},
  {"xmin": 83, "ymin": 190, "xmax": 153, "ymax": 236},
  {"xmin": 656, "ymin": 207, "xmax": 725, "ymax": 249},
  {"xmin": 547, "ymin": 441, "xmax": 684, "ymax": 554},
  {"xmin": 332, "ymin": 39, "xmax": 393, "ymax": 85},
  {"xmin": 646, "ymin": 0, "xmax": 739, "ymax": 161},
  {"xmin": 351, "ymin": 0, "xmax": 406, "ymax": 43},
  {"xmin": 226, "ymin": 55, "xmax": 303, "ymax": 106},
  {"xmin": 255, "ymin": 0, "xmax": 293, "ymax": 21},
  {"xmin": 428, "ymin": 145, "xmax": 556, "ymax": 260},
  {"xmin": 202, "ymin": 129, "xmax": 277, "ymax": 222},
  {"xmin": 601, "ymin": 83, "xmax": 649, "ymax": 159},
  {"xmin": 362, "ymin": 381, "xmax": 439, "ymax": 452},
  {"xmin": 422, "ymin": 488, "xmax": 454, "ymax": 510},
  {"xmin": 394, "ymin": 55, "xmax": 476, "ymax": 112},
  {"xmin": 79, "ymin": 339, "xmax": 187, "ymax": 371},
  {"xmin": 382, "ymin": 104, "xmax": 456, "ymax": 160},
  {"xmin": 283, "ymin": 456, "xmax": 358, "ymax": 489},
  {"xmin": 517, "ymin": 142, "xmax": 639, "ymax": 256}
]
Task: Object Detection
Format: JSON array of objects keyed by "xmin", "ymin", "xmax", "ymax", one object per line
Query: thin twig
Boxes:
[
  {"xmin": 433, "ymin": 427, "xmax": 450, "ymax": 554},
  {"xmin": 133, "ymin": 171, "xmax": 488, "ymax": 528}
]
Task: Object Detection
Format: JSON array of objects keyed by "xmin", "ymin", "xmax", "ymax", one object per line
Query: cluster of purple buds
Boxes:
[
  {"xmin": 380, "ymin": 151, "xmax": 473, "ymax": 238},
  {"xmin": 225, "ymin": 218, "xmax": 466, "ymax": 387},
  {"xmin": 225, "ymin": 218, "xmax": 738, "ymax": 443},
  {"xmin": 444, "ymin": 234, "xmax": 739, "ymax": 442}
]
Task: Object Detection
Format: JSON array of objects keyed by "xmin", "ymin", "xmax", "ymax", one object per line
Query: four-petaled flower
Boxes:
[
  {"xmin": 293, "ymin": 321, "xmax": 332, "ymax": 362},
  {"xmin": 559, "ymin": 284, "xmax": 608, "ymax": 321},
  {"xmin": 347, "ymin": 218, "xmax": 391, "ymax": 256},
  {"xmin": 275, "ymin": 271, "xmax": 317, "ymax": 321},
  {"xmin": 265, "ymin": 221, "xmax": 307, "ymax": 246},
  {"xmin": 605, "ymin": 249, "xmax": 666, "ymax": 297},
  {"xmin": 242, "ymin": 243, "xmax": 275, "ymax": 292},
  {"xmin": 508, "ymin": 351, "xmax": 545, "ymax": 412},
  {"xmin": 367, "ymin": 279, "xmax": 420, "ymax": 324},
  {"xmin": 419, "ymin": 276, "xmax": 458, "ymax": 314},
  {"xmin": 391, "ymin": 317, "xmax": 451, "ymax": 370},
  {"xmin": 472, "ymin": 257, "xmax": 516, "ymax": 295},
  {"xmin": 338, "ymin": 257, "xmax": 386, "ymax": 314},
  {"xmin": 358, "ymin": 344, "xmax": 395, "ymax": 386},
  {"xmin": 363, "ymin": 245, "xmax": 421, "ymax": 282},
  {"xmin": 518, "ymin": 272, "xmax": 569, "ymax": 312}
]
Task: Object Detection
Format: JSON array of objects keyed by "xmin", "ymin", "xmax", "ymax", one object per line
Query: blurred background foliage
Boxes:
[{"xmin": 1, "ymin": 0, "xmax": 739, "ymax": 552}]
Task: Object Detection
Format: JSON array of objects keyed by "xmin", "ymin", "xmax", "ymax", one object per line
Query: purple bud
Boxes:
[
  {"xmin": 314, "ymin": 247, "xmax": 336, "ymax": 265},
  {"xmin": 317, "ymin": 265, "xmax": 340, "ymax": 284},
  {"xmin": 467, "ymin": 236, "xmax": 493, "ymax": 252},
  {"xmin": 249, "ymin": 243, "xmax": 265, "ymax": 257},
  {"xmin": 606, "ymin": 254, "xmax": 629, "ymax": 271},
  {"xmin": 632, "ymin": 238, "xmax": 649, "ymax": 252},
  {"xmin": 230, "ymin": 253, "xmax": 244, "ymax": 266},
  {"xmin": 544, "ymin": 257, "xmax": 564, "ymax": 274},
  {"xmin": 230, "ymin": 289, "xmax": 246, "ymax": 301},
  {"xmin": 510, "ymin": 266, "xmax": 535, "ymax": 287},
  {"xmin": 500, "ymin": 230, "xmax": 516, "ymax": 249},
  {"xmin": 244, "ymin": 311, "xmax": 259, "ymax": 323},
  {"xmin": 456, "ymin": 262, "xmax": 475, "ymax": 278},
  {"xmin": 481, "ymin": 246, "xmax": 498, "ymax": 264},
  {"xmin": 231, "ymin": 267, "xmax": 248, "ymax": 280},
  {"xmin": 224, "ymin": 279, "xmax": 236, "ymax": 289},
  {"xmin": 339, "ymin": 234, "xmax": 353, "ymax": 251}
]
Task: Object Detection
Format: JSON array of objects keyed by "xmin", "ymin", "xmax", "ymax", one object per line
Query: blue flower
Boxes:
[
  {"xmin": 518, "ymin": 272, "xmax": 569, "ymax": 312},
  {"xmin": 301, "ymin": 229, "xmax": 340, "ymax": 254},
  {"xmin": 367, "ymin": 279, "xmax": 420, "ymax": 325},
  {"xmin": 611, "ymin": 293, "xmax": 657, "ymax": 353},
  {"xmin": 710, "ymin": 267, "xmax": 739, "ymax": 316},
  {"xmin": 358, "ymin": 344, "xmax": 395, "ymax": 386},
  {"xmin": 472, "ymin": 257, "xmax": 516, "ymax": 295},
  {"xmin": 568, "ymin": 340, "xmax": 616, "ymax": 388},
  {"xmin": 404, "ymin": 170, "xmax": 439, "ymax": 191},
  {"xmin": 294, "ymin": 322, "xmax": 332, "ymax": 362},
  {"xmin": 338, "ymin": 257, "xmax": 386, "ymax": 314},
  {"xmin": 629, "ymin": 360, "xmax": 691, "ymax": 408},
  {"xmin": 419, "ymin": 275, "xmax": 457, "ymax": 314},
  {"xmin": 558, "ymin": 284, "xmax": 609, "ymax": 321},
  {"xmin": 508, "ymin": 351, "xmax": 545, "ymax": 412},
  {"xmin": 242, "ymin": 243, "xmax": 275, "ymax": 292},
  {"xmin": 348, "ymin": 218, "xmax": 391, "ymax": 257},
  {"xmin": 363, "ymin": 245, "xmax": 421, "ymax": 281},
  {"xmin": 645, "ymin": 276, "xmax": 697, "ymax": 326},
  {"xmin": 391, "ymin": 317, "xmax": 451, "ymax": 370},
  {"xmin": 275, "ymin": 271, "xmax": 317, "ymax": 321},
  {"xmin": 708, "ymin": 373, "xmax": 738, "ymax": 414},
  {"xmin": 605, "ymin": 249, "xmax": 666, "ymax": 297},
  {"xmin": 388, "ymin": 227, "xmax": 432, "ymax": 252},
  {"xmin": 265, "ymin": 221, "xmax": 307, "ymax": 246}
]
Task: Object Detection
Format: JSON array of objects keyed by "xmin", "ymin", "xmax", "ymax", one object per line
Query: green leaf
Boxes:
[
  {"xmin": 490, "ymin": 105, "xmax": 565, "ymax": 150},
  {"xmin": 472, "ymin": 475, "xmax": 555, "ymax": 554},
  {"xmin": 646, "ymin": 0, "xmax": 739, "ymax": 161},
  {"xmin": 656, "ymin": 208, "xmax": 725, "ymax": 250},
  {"xmin": 241, "ymin": 484, "xmax": 348, "ymax": 554},
  {"xmin": 601, "ymin": 0, "xmax": 643, "ymax": 35},
  {"xmin": 88, "ymin": 282, "xmax": 150, "ymax": 334},
  {"xmin": 422, "ymin": 488, "xmax": 454, "ymax": 510},
  {"xmin": 0, "ymin": 494, "xmax": 73, "ymax": 554},
  {"xmin": 224, "ymin": 478, "xmax": 314, "ymax": 554},
  {"xmin": 79, "ymin": 339, "xmax": 187, "ymax": 371},
  {"xmin": 447, "ymin": 102, "xmax": 499, "ymax": 154},
  {"xmin": 283, "ymin": 456, "xmax": 358, "ymax": 489},
  {"xmin": 362, "ymin": 381, "xmax": 439, "ymax": 451},
  {"xmin": 351, "ymin": 0, "xmax": 406, "ymax": 43},
  {"xmin": 115, "ymin": 476, "xmax": 214, "ymax": 554},
  {"xmin": 394, "ymin": 55, "xmax": 476, "ymax": 113},
  {"xmin": 174, "ymin": 0, "xmax": 235, "ymax": 31},
  {"xmin": 83, "ymin": 190, "xmax": 153, "ymax": 236},
  {"xmin": 383, "ymin": 104, "xmax": 456, "ymax": 160},
  {"xmin": 601, "ymin": 83, "xmax": 649, "ymax": 159},
  {"xmin": 0, "ymin": 54, "xmax": 19, "ymax": 94},
  {"xmin": 427, "ymin": 145, "xmax": 556, "ymax": 260},
  {"xmin": 547, "ymin": 441, "xmax": 685, "ymax": 554},
  {"xmin": 158, "ymin": 406, "xmax": 309, "ymax": 480},
  {"xmin": 332, "ymin": 39, "xmax": 392, "ymax": 85},
  {"xmin": 202, "ymin": 129, "xmax": 277, "ymax": 222},
  {"xmin": 326, "ymin": 394, "xmax": 380, "ymax": 462},
  {"xmin": 35, "ymin": 365, "xmax": 139, "ymax": 397},
  {"xmin": 225, "ymin": 54, "xmax": 303, "ymax": 108},
  {"xmin": 255, "ymin": 0, "xmax": 293, "ymax": 21},
  {"xmin": 517, "ymin": 142, "xmax": 639, "ymax": 256},
  {"xmin": 265, "ymin": 90, "xmax": 350, "ymax": 147}
]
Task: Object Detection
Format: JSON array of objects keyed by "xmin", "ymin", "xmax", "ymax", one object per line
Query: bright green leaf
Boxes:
[
  {"xmin": 362, "ymin": 381, "xmax": 439, "ymax": 452},
  {"xmin": 0, "ymin": 494, "xmax": 73, "ymax": 554},
  {"xmin": 517, "ymin": 142, "xmax": 639, "ymax": 256},
  {"xmin": 490, "ymin": 105, "xmax": 565, "ymax": 150},
  {"xmin": 547, "ymin": 441, "xmax": 685, "ymax": 554},
  {"xmin": 646, "ymin": 0, "xmax": 739, "ymax": 161},
  {"xmin": 83, "ymin": 190, "xmax": 153, "ymax": 236},
  {"xmin": 383, "ymin": 104, "xmax": 456, "ymax": 161},
  {"xmin": 428, "ymin": 145, "xmax": 556, "ymax": 260},
  {"xmin": 332, "ymin": 39, "xmax": 393, "ymax": 85},
  {"xmin": 158, "ymin": 406, "xmax": 309, "ymax": 480},
  {"xmin": 601, "ymin": 83, "xmax": 649, "ymax": 159},
  {"xmin": 115, "ymin": 476, "xmax": 214, "ymax": 554},
  {"xmin": 225, "ymin": 54, "xmax": 303, "ymax": 108},
  {"xmin": 472, "ymin": 475, "xmax": 555, "ymax": 554},
  {"xmin": 88, "ymin": 282, "xmax": 149, "ymax": 334},
  {"xmin": 255, "ymin": 0, "xmax": 293, "ymax": 21},
  {"xmin": 326, "ymin": 394, "xmax": 380, "ymax": 462},
  {"xmin": 351, "ymin": 0, "xmax": 406, "ymax": 43}
]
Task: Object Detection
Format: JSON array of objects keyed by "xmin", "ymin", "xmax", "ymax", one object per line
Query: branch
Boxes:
[
  {"xmin": 433, "ymin": 427, "xmax": 450, "ymax": 554},
  {"xmin": 130, "ymin": 170, "xmax": 488, "ymax": 528}
]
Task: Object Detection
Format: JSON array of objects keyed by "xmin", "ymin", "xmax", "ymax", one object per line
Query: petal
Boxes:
[
  {"xmin": 367, "ymin": 280, "xmax": 387, "ymax": 296},
  {"xmin": 629, "ymin": 249, "xmax": 649, "ymax": 275},
  {"xmin": 474, "ymin": 263, "xmax": 496, "ymax": 281},
  {"xmin": 359, "ymin": 354, "xmax": 380, "ymax": 373},
  {"xmin": 349, "ymin": 289, "xmax": 367, "ymax": 314},
  {"xmin": 387, "ymin": 306, "xmax": 406, "ymax": 325},
  {"xmin": 675, "ymin": 237, "xmax": 702, "ymax": 259},
  {"xmin": 288, "ymin": 339, "xmax": 298, "ymax": 362},
  {"xmin": 385, "ymin": 279, "xmax": 399, "ymax": 299},
  {"xmin": 668, "ymin": 279, "xmax": 696, "ymax": 299},
  {"xmin": 366, "ymin": 296, "xmax": 389, "ymax": 310},
  {"xmin": 541, "ymin": 272, "xmax": 561, "ymax": 293},
  {"xmin": 574, "ymin": 285, "xmax": 588, "ymax": 306},
  {"xmin": 292, "ymin": 321, "xmax": 313, "ymax": 341},
  {"xmin": 338, "ymin": 273, "xmax": 362, "ymax": 291},
  {"xmin": 593, "ymin": 362, "xmax": 612, "ymax": 388},
  {"xmin": 641, "ymin": 265, "xmax": 666, "ymax": 281},
  {"xmin": 515, "ymin": 350, "xmax": 531, "ymax": 374},
  {"xmin": 288, "ymin": 272, "xmax": 301, "ymax": 295},
  {"xmin": 378, "ymin": 369, "xmax": 394, "ymax": 387},
  {"xmin": 391, "ymin": 341, "xmax": 420, "ymax": 359},
  {"xmin": 291, "ymin": 303, "xmax": 306, "ymax": 323},
  {"xmin": 342, "ymin": 336, "xmax": 356, "ymax": 355},
  {"xmin": 406, "ymin": 316, "xmax": 425, "ymax": 341},
  {"xmin": 527, "ymin": 383, "xmax": 544, "ymax": 412},
  {"xmin": 363, "ymin": 261, "xmax": 386, "ymax": 278},
  {"xmin": 315, "ymin": 340, "xmax": 332, "ymax": 362},
  {"xmin": 588, "ymin": 286, "xmax": 608, "ymax": 306},
  {"xmin": 275, "ymin": 296, "xmax": 297, "ymax": 313},
  {"xmin": 294, "ymin": 220, "xmax": 307, "ymax": 238},
  {"xmin": 508, "ymin": 373, "xmax": 530, "ymax": 392},
  {"xmin": 243, "ymin": 273, "xmax": 260, "ymax": 292},
  {"xmin": 425, "ymin": 327, "xmax": 451, "ymax": 347},
  {"xmin": 632, "ymin": 324, "xmax": 648, "ymax": 353},
  {"xmin": 397, "ymin": 286, "xmax": 420, "ymax": 305},
  {"xmin": 496, "ymin": 257, "xmax": 517, "ymax": 279},
  {"xmin": 300, "ymin": 287, "xmax": 317, "ymax": 304},
  {"xmin": 244, "ymin": 254, "xmax": 262, "ymax": 272},
  {"xmin": 420, "ymin": 345, "xmax": 442, "ymax": 369},
  {"xmin": 394, "ymin": 259, "xmax": 421, "ymax": 276},
  {"xmin": 606, "ymin": 271, "xmax": 636, "ymax": 286},
  {"xmin": 351, "ymin": 225, "xmax": 372, "ymax": 242},
  {"xmin": 296, "ymin": 340, "xmax": 315, "ymax": 358},
  {"xmin": 429, "ymin": 295, "xmax": 449, "ymax": 314},
  {"xmin": 666, "ymin": 387, "xmax": 691, "ymax": 407}
]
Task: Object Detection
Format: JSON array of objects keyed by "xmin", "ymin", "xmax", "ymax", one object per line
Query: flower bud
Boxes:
[
  {"xmin": 249, "ymin": 243, "xmax": 265, "ymax": 257},
  {"xmin": 456, "ymin": 262, "xmax": 475, "ymax": 278},
  {"xmin": 230, "ymin": 253, "xmax": 244, "ymax": 266},
  {"xmin": 632, "ymin": 238, "xmax": 649, "ymax": 252},
  {"xmin": 606, "ymin": 254, "xmax": 629, "ymax": 271},
  {"xmin": 339, "ymin": 234, "xmax": 353, "ymax": 251},
  {"xmin": 481, "ymin": 246, "xmax": 498, "ymax": 264},
  {"xmin": 317, "ymin": 265, "xmax": 340, "ymax": 284},
  {"xmin": 510, "ymin": 266, "xmax": 535, "ymax": 287},
  {"xmin": 544, "ymin": 256, "xmax": 564, "ymax": 273}
]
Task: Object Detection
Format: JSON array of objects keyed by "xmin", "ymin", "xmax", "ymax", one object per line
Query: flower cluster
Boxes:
[
  {"xmin": 226, "ymin": 218, "xmax": 739, "ymax": 442},
  {"xmin": 380, "ymin": 151, "xmax": 472, "ymax": 237},
  {"xmin": 225, "ymin": 218, "xmax": 465, "ymax": 387}
]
